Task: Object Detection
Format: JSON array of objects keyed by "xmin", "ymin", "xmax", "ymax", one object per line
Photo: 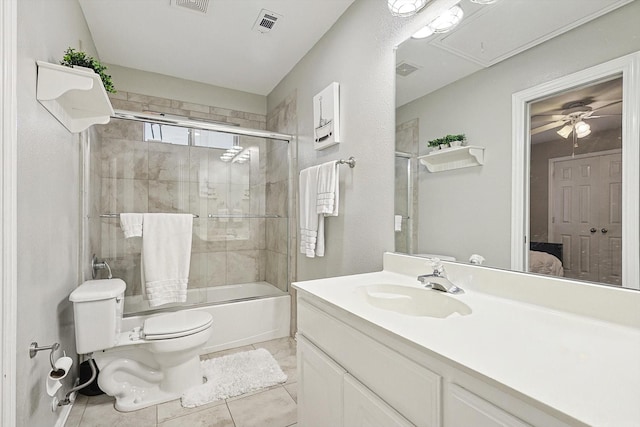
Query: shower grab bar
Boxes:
[
  {"xmin": 100, "ymin": 213, "xmax": 200, "ymax": 218},
  {"xmin": 338, "ymin": 157, "xmax": 356, "ymax": 168}
]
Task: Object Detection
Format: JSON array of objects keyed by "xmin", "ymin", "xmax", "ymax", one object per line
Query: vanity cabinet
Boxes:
[
  {"xmin": 297, "ymin": 295, "xmax": 574, "ymax": 427},
  {"xmin": 298, "ymin": 334, "xmax": 414, "ymax": 427},
  {"xmin": 445, "ymin": 384, "xmax": 531, "ymax": 427}
]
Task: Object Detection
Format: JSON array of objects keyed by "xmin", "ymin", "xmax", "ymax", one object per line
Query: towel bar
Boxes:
[
  {"xmin": 100, "ymin": 213, "xmax": 199, "ymax": 218},
  {"xmin": 338, "ymin": 157, "xmax": 356, "ymax": 168}
]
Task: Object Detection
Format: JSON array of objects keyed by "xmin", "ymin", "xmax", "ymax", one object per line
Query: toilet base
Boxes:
[{"xmin": 97, "ymin": 356, "xmax": 205, "ymax": 412}]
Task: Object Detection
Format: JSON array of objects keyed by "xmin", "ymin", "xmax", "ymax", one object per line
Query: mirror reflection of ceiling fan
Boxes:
[{"xmin": 531, "ymin": 99, "xmax": 622, "ymax": 145}]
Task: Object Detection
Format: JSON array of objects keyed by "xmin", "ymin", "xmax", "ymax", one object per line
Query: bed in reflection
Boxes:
[{"xmin": 529, "ymin": 242, "xmax": 564, "ymax": 277}]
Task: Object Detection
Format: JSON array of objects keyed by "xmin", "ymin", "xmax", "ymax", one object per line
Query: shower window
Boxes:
[{"xmin": 88, "ymin": 116, "xmax": 290, "ymax": 315}]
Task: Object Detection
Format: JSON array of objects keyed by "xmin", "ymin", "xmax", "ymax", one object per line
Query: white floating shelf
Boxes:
[
  {"xmin": 36, "ymin": 61, "xmax": 114, "ymax": 133},
  {"xmin": 418, "ymin": 145, "xmax": 485, "ymax": 173}
]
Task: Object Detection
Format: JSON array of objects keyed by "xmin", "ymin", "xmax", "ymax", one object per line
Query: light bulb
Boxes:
[
  {"xmin": 412, "ymin": 25, "xmax": 435, "ymax": 39},
  {"xmin": 388, "ymin": 0, "xmax": 429, "ymax": 17},
  {"xmin": 429, "ymin": 5, "xmax": 464, "ymax": 33}
]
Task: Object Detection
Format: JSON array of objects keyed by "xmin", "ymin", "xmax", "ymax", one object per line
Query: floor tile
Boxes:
[
  {"xmin": 66, "ymin": 394, "xmax": 88, "ymax": 427},
  {"xmin": 227, "ymin": 387, "xmax": 296, "ymax": 427},
  {"xmin": 157, "ymin": 397, "xmax": 226, "ymax": 423},
  {"xmin": 79, "ymin": 394, "xmax": 156, "ymax": 427},
  {"xmin": 284, "ymin": 382, "xmax": 298, "ymax": 403},
  {"xmin": 253, "ymin": 337, "xmax": 297, "ymax": 384},
  {"xmin": 158, "ymin": 402, "xmax": 234, "ymax": 427}
]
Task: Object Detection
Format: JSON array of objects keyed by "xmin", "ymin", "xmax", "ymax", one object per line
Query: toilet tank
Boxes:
[{"xmin": 69, "ymin": 279, "xmax": 126, "ymax": 354}]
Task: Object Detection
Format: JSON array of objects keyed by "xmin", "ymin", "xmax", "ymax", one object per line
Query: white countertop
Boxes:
[{"xmin": 293, "ymin": 254, "xmax": 640, "ymax": 427}]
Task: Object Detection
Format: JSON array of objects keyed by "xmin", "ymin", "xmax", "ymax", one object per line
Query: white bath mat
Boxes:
[{"xmin": 181, "ymin": 348, "xmax": 287, "ymax": 408}]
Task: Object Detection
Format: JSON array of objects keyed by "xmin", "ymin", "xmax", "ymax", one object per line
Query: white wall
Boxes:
[
  {"xmin": 16, "ymin": 0, "xmax": 96, "ymax": 425},
  {"xmin": 397, "ymin": 1, "xmax": 640, "ymax": 268},
  {"xmin": 106, "ymin": 64, "xmax": 267, "ymax": 115},
  {"xmin": 267, "ymin": 0, "xmax": 460, "ymax": 281}
]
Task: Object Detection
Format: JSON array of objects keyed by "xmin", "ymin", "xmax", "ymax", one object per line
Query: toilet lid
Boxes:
[{"xmin": 142, "ymin": 311, "xmax": 213, "ymax": 340}]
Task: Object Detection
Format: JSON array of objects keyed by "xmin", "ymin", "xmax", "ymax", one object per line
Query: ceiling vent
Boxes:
[
  {"xmin": 172, "ymin": 0, "xmax": 209, "ymax": 14},
  {"xmin": 253, "ymin": 9, "xmax": 283, "ymax": 33},
  {"xmin": 396, "ymin": 61, "xmax": 420, "ymax": 77}
]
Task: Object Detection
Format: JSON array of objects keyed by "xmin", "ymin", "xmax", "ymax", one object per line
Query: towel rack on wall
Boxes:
[
  {"xmin": 338, "ymin": 157, "xmax": 356, "ymax": 168},
  {"xmin": 99, "ymin": 213, "xmax": 200, "ymax": 218}
]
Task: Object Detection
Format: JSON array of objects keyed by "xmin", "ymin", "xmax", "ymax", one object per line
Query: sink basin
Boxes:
[{"xmin": 358, "ymin": 284, "xmax": 472, "ymax": 318}]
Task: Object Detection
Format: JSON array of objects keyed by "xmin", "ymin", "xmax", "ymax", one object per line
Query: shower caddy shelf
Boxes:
[
  {"xmin": 36, "ymin": 61, "xmax": 114, "ymax": 133},
  {"xmin": 418, "ymin": 145, "xmax": 485, "ymax": 172}
]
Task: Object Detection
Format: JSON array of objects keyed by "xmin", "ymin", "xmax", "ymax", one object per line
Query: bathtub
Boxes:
[{"xmin": 121, "ymin": 282, "xmax": 291, "ymax": 354}]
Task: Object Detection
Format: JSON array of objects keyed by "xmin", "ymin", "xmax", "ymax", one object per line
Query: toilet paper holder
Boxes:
[{"xmin": 29, "ymin": 341, "xmax": 61, "ymax": 371}]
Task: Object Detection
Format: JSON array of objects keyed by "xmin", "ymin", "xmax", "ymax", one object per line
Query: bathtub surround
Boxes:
[{"xmin": 89, "ymin": 91, "xmax": 290, "ymax": 311}]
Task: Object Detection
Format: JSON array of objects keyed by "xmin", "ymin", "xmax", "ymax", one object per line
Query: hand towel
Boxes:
[
  {"xmin": 140, "ymin": 213, "xmax": 193, "ymax": 307},
  {"xmin": 120, "ymin": 213, "xmax": 143, "ymax": 238},
  {"xmin": 316, "ymin": 161, "xmax": 339, "ymax": 216},
  {"xmin": 299, "ymin": 165, "xmax": 321, "ymax": 258}
]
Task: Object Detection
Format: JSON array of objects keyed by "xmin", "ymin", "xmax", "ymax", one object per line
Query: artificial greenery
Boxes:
[
  {"xmin": 60, "ymin": 47, "xmax": 116, "ymax": 93},
  {"xmin": 427, "ymin": 134, "xmax": 466, "ymax": 148}
]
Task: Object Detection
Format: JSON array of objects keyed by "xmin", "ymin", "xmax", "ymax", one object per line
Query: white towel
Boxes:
[
  {"xmin": 316, "ymin": 161, "xmax": 339, "ymax": 216},
  {"xmin": 120, "ymin": 213, "xmax": 143, "ymax": 238},
  {"xmin": 140, "ymin": 213, "xmax": 193, "ymax": 307},
  {"xmin": 299, "ymin": 165, "xmax": 321, "ymax": 258}
]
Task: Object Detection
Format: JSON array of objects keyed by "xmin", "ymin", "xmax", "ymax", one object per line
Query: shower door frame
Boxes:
[{"xmin": 84, "ymin": 110, "xmax": 294, "ymax": 311}]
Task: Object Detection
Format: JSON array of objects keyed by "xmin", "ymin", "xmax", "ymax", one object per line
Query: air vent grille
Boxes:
[
  {"xmin": 396, "ymin": 62, "xmax": 419, "ymax": 77},
  {"xmin": 174, "ymin": 0, "xmax": 209, "ymax": 14},
  {"xmin": 253, "ymin": 9, "xmax": 283, "ymax": 33}
]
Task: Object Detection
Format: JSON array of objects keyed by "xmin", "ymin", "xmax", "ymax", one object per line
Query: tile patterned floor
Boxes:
[{"xmin": 66, "ymin": 337, "xmax": 298, "ymax": 427}]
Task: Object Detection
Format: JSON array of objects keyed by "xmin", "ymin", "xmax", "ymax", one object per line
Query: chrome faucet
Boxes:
[{"xmin": 417, "ymin": 258, "xmax": 463, "ymax": 294}]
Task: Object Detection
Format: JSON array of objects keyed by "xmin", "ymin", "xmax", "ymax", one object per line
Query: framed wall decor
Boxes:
[{"xmin": 313, "ymin": 82, "xmax": 340, "ymax": 150}]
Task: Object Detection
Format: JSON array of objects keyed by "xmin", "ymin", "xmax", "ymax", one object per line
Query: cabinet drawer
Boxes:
[{"xmin": 298, "ymin": 298, "xmax": 441, "ymax": 427}]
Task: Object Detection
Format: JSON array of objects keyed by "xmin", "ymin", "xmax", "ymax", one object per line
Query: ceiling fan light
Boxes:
[
  {"xmin": 411, "ymin": 25, "xmax": 435, "ymax": 39},
  {"xmin": 576, "ymin": 128, "xmax": 591, "ymax": 139},
  {"xmin": 574, "ymin": 120, "xmax": 590, "ymax": 135},
  {"xmin": 556, "ymin": 124, "xmax": 573, "ymax": 139},
  {"xmin": 429, "ymin": 5, "xmax": 464, "ymax": 33},
  {"xmin": 388, "ymin": 0, "xmax": 429, "ymax": 17}
]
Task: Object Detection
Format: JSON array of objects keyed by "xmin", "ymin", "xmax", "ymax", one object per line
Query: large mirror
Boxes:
[{"xmin": 394, "ymin": 0, "xmax": 640, "ymax": 289}]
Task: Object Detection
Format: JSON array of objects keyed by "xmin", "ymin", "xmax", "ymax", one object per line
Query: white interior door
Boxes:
[{"xmin": 549, "ymin": 150, "xmax": 622, "ymax": 285}]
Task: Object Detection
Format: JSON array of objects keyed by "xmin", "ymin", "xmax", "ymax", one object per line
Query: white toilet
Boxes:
[{"xmin": 69, "ymin": 279, "xmax": 213, "ymax": 411}]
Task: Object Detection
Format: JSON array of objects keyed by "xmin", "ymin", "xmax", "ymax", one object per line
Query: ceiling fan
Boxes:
[{"xmin": 530, "ymin": 99, "xmax": 622, "ymax": 142}]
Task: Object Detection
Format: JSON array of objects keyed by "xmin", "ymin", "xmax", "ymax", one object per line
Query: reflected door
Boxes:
[{"xmin": 549, "ymin": 151, "xmax": 622, "ymax": 285}]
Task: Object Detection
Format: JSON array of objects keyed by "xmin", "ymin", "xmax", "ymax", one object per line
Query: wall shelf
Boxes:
[
  {"xmin": 36, "ymin": 61, "xmax": 114, "ymax": 133},
  {"xmin": 418, "ymin": 145, "xmax": 485, "ymax": 172}
]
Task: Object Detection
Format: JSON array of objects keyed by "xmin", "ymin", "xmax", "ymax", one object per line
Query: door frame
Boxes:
[
  {"xmin": 511, "ymin": 51, "xmax": 640, "ymax": 289},
  {"xmin": 1, "ymin": 0, "xmax": 17, "ymax": 424}
]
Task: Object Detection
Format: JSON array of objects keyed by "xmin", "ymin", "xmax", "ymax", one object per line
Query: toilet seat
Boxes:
[{"xmin": 142, "ymin": 311, "xmax": 213, "ymax": 340}]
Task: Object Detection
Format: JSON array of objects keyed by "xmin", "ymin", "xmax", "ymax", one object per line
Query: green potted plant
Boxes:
[
  {"xmin": 60, "ymin": 47, "xmax": 115, "ymax": 93},
  {"xmin": 427, "ymin": 133, "xmax": 466, "ymax": 150}
]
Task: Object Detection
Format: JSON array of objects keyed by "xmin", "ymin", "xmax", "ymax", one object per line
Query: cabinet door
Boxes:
[
  {"xmin": 298, "ymin": 335, "xmax": 346, "ymax": 427},
  {"xmin": 344, "ymin": 374, "xmax": 415, "ymax": 427},
  {"xmin": 446, "ymin": 384, "xmax": 531, "ymax": 427}
]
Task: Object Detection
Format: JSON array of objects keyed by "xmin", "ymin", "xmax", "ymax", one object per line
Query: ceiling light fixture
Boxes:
[
  {"xmin": 470, "ymin": 0, "xmax": 497, "ymax": 4},
  {"xmin": 574, "ymin": 121, "xmax": 591, "ymax": 138},
  {"xmin": 387, "ymin": 0, "xmax": 429, "ymax": 17},
  {"xmin": 429, "ymin": 5, "xmax": 464, "ymax": 33},
  {"xmin": 411, "ymin": 5, "xmax": 464, "ymax": 39}
]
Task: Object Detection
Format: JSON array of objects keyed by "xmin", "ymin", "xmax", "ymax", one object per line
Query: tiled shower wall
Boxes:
[
  {"xmin": 89, "ymin": 91, "xmax": 290, "ymax": 297},
  {"xmin": 266, "ymin": 90, "xmax": 298, "ymax": 335}
]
